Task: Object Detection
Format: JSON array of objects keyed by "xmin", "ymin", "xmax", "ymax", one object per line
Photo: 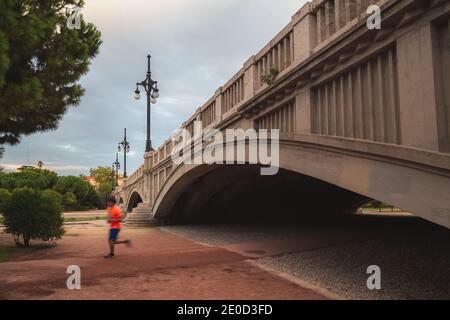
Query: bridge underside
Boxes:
[
  {"xmin": 151, "ymin": 140, "xmax": 450, "ymax": 228},
  {"xmin": 161, "ymin": 165, "xmax": 369, "ymax": 225}
]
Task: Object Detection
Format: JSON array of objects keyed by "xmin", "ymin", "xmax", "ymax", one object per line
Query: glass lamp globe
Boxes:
[
  {"xmin": 152, "ymin": 90, "xmax": 160, "ymax": 99},
  {"xmin": 134, "ymin": 90, "xmax": 141, "ymax": 100},
  {"xmin": 151, "ymin": 97, "xmax": 157, "ymax": 104}
]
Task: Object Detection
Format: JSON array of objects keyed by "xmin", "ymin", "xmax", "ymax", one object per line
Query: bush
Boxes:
[
  {"xmin": 0, "ymin": 188, "xmax": 11, "ymax": 213},
  {"xmin": 54, "ymin": 176, "xmax": 90, "ymax": 208},
  {"xmin": 3, "ymin": 188, "xmax": 65, "ymax": 247},
  {"xmin": 42, "ymin": 189, "xmax": 63, "ymax": 206},
  {"xmin": 62, "ymin": 192, "xmax": 77, "ymax": 210}
]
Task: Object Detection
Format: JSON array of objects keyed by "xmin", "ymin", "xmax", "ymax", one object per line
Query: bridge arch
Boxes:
[
  {"xmin": 152, "ymin": 138, "xmax": 450, "ymax": 228},
  {"xmin": 127, "ymin": 190, "xmax": 143, "ymax": 213}
]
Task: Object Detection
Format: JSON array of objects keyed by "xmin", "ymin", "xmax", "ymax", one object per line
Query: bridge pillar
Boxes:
[
  {"xmin": 124, "ymin": 151, "xmax": 161, "ymax": 227},
  {"xmin": 397, "ymin": 22, "xmax": 446, "ymax": 152},
  {"xmin": 295, "ymin": 87, "xmax": 312, "ymax": 133},
  {"xmin": 243, "ymin": 56, "xmax": 255, "ymax": 100},
  {"xmin": 292, "ymin": 2, "xmax": 316, "ymax": 63},
  {"xmin": 214, "ymin": 88, "xmax": 223, "ymax": 123}
]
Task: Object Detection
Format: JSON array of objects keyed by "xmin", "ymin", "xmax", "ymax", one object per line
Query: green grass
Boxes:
[
  {"xmin": 1, "ymin": 215, "xmax": 107, "ymax": 225},
  {"xmin": 64, "ymin": 216, "xmax": 107, "ymax": 223},
  {"xmin": 362, "ymin": 207, "xmax": 401, "ymax": 212}
]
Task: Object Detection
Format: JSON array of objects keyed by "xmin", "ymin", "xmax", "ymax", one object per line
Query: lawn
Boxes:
[
  {"xmin": 0, "ymin": 215, "xmax": 107, "ymax": 225},
  {"xmin": 64, "ymin": 216, "xmax": 107, "ymax": 222}
]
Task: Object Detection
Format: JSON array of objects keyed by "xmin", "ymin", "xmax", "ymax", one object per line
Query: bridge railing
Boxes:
[
  {"xmin": 174, "ymin": 0, "xmax": 387, "ymax": 134},
  {"xmin": 313, "ymin": 0, "xmax": 382, "ymax": 47},
  {"xmin": 145, "ymin": 0, "xmax": 449, "ymax": 172},
  {"xmin": 126, "ymin": 164, "xmax": 144, "ymax": 186},
  {"xmin": 145, "ymin": 0, "xmax": 391, "ymax": 169}
]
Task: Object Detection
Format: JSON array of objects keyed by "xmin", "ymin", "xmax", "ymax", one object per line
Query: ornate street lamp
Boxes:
[
  {"xmin": 118, "ymin": 128, "xmax": 130, "ymax": 178},
  {"xmin": 134, "ymin": 54, "xmax": 159, "ymax": 152},
  {"xmin": 112, "ymin": 153, "xmax": 120, "ymax": 187}
]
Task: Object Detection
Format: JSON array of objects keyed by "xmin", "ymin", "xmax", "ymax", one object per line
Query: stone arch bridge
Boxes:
[{"xmin": 115, "ymin": 0, "xmax": 450, "ymax": 228}]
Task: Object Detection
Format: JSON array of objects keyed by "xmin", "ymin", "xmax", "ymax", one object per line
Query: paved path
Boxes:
[{"xmin": 0, "ymin": 221, "xmax": 327, "ymax": 300}]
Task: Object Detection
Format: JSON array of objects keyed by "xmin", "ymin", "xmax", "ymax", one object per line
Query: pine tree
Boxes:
[{"xmin": 0, "ymin": 0, "xmax": 102, "ymax": 151}]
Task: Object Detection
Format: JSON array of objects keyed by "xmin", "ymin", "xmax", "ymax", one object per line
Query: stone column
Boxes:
[
  {"xmin": 397, "ymin": 23, "xmax": 441, "ymax": 151},
  {"xmin": 295, "ymin": 87, "xmax": 312, "ymax": 133},
  {"xmin": 243, "ymin": 56, "xmax": 255, "ymax": 101},
  {"xmin": 214, "ymin": 88, "xmax": 223, "ymax": 123},
  {"xmin": 292, "ymin": 2, "xmax": 317, "ymax": 63},
  {"xmin": 117, "ymin": 180, "xmax": 128, "ymax": 213},
  {"xmin": 291, "ymin": 0, "xmax": 315, "ymax": 121},
  {"xmin": 125, "ymin": 151, "xmax": 160, "ymax": 227}
]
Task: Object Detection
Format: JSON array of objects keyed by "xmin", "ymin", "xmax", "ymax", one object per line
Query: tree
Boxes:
[
  {"xmin": 0, "ymin": 171, "xmax": 16, "ymax": 190},
  {"xmin": 62, "ymin": 191, "xmax": 77, "ymax": 210},
  {"xmin": 0, "ymin": 0, "xmax": 102, "ymax": 151},
  {"xmin": 37, "ymin": 161, "xmax": 44, "ymax": 169},
  {"xmin": 42, "ymin": 189, "xmax": 63, "ymax": 207},
  {"xmin": 90, "ymin": 166, "xmax": 116, "ymax": 187},
  {"xmin": 3, "ymin": 187, "xmax": 65, "ymax": 247},
  {"xmin": 54, "ymin": 175, "xmax": 90, "ymax": 206},
  {"xmin": 90, "ymin": 166, "xmax": 116, "ymax": 208},
  {"xmin": 0, "ymin": 188, "xmax": 11, "ymax": 212},
  {"xmin": 84, "ymin": 184, "xmax": 102, "ymax": 209},
  {"xmin": 0, "ymin": 166, "xmax": 58, "ymax": 191}
]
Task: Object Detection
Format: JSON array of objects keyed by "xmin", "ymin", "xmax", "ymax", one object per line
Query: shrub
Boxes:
[
  {"xmin": 42, "ymin": 189, "xmax": 63, "ymax": 206},
  {"xmin": 3, "ymin": 188, "xmax": 65, "ymax": 247},
  {"xmin": 54, "ymin": 176, "xmax": 90, "ymax": 207},
  {"xmin": 0, "ymin": 188, "xmax": 11, "ymax": 213},
  {"xmin": 62, "ymin": 192, "xmax": 77, "ymax": 210},
  {"xmin": 261, "ymin": 67, "xmax": 279, "ymax": 85}
]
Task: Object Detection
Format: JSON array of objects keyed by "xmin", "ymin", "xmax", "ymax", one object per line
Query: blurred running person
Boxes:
[{"xmin": 104, "ymin": 197, "xmax": 131, "ymax": 258}]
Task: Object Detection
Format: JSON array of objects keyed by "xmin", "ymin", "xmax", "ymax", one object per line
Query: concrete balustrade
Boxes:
[
  {"xmin": 167, "ymin": 0, "xmax": 390, "ymax": 136},
  {"xmin": 126, "ymin": 164, "xmax": 144, "ymax": 186},
  {"xmin": 200, "ymin": 100, "xmax": 216, "ymax": 128}
]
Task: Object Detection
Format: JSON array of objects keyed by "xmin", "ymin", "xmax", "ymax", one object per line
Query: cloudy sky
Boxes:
[{"xmin": 1, "ymin": 0, "xmax": 307, "ymax": 175}]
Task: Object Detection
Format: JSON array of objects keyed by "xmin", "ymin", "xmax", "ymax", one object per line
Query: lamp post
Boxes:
[
  {"xmin": 112, "ymin": 153, "xmax": 120, "ymax": 187},
  {"xmin": 134, "ymin": 54, "xmax": 159, "ymax": 152},
  {"xmin": 118, "ymin": 128, "xmax": 130, "ymax": 178}
]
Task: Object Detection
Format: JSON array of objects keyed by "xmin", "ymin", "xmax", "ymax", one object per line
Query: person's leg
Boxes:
[
  {"xmin": 112, "ymin": 229, "xmax": 131, "ymax": 247},
  {"xmin": 105, "ymin": 230, "xmax": 117, "ymax": 258},
  {"xmin": 109, "ymin": 239, "xmax": 115, "ymax": 254},
  {"xmin": 114, "ymin": 239, "xmax": 131, "ymax": 247}
]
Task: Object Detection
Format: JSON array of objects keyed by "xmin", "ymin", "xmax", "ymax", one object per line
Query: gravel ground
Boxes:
[
  {"xmin": 258, "ymin": 236, "xmax": 450, "ymax": 300},
  {"xmin": 163, "ymin": 216, "xmax": 450, "ymax": 300},
  {"xmin": 162, "ymin": 224, "xmax": 313, "ymax": 245}
]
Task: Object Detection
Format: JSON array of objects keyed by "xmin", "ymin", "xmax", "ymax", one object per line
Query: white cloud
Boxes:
[
  {"xmin": 57, "ymin": 144, "xmax": 78, "ymax": 152},
  {"xmin": 1, "ymin": 163, "xmax": 90, "ymax": 173}
]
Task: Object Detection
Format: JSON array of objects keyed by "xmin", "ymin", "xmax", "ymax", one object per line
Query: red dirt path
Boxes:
[{"xmin": 0, "ymin": 221, "xmax": 327, "ymax": 300}]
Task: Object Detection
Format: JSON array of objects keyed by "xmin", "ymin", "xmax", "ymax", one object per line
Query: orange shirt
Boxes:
[{"xmin": 108, "ymin": 206, "xmax": 123, "ymax": 229}]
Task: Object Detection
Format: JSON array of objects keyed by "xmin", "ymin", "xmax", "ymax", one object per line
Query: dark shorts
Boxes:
[{"xmin": 109, "ymin": 229, "xmax": 120, "ymax": 241}]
